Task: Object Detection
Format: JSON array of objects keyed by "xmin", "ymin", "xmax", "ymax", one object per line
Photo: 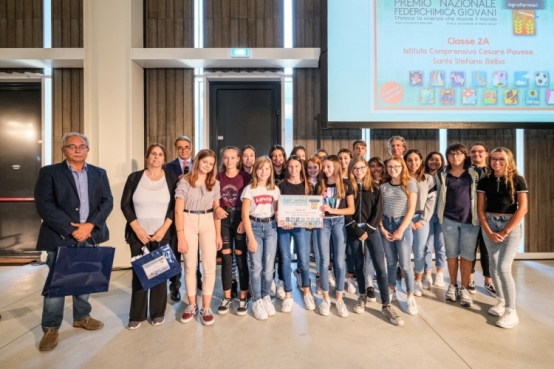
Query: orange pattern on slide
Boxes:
[{"xmin": 380, "ymin": 82, "xmax": 404, "ymax": 105}]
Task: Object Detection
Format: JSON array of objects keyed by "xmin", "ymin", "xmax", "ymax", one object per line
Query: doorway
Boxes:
[{"xmin": 209, "ymin": 81, "xmax": 281, "ymax": 158}]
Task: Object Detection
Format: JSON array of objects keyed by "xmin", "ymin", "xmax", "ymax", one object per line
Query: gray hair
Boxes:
[
  {"xmin": 62, "ymin": 132, "xmax": 90, "ymax": 148},
  {"xmin": 387, "ymin": 135, "xmax": 407, "ymax": 150},
  {"xmin": 174, "ymin": 135, "xmax": 192, "ymax": 147}
]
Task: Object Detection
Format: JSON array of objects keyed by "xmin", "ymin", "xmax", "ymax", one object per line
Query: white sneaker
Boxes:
[
  {"xmin": 407, "ymin": 296, "xmax": 418, "ymax": 315},
  {"xmin": 253, "ymin": 299, "xmax": 268, "ymax": 320},
  {"xmin": 459, "ymin": 286, "xmax": 473, "ymax": 307},
  {"xmin": 382, "ymin": 304, "xmax": 404, "ymax": 326},
  {"xmin": 269, "ymin": 280, "xmax": 276, "ymax": 297},
  {"xmin": 353, "ymin": 295, "xmax": 367, "ymax": 314},
  {"xmin": 328, "ymin": 272, "xmax": 336, "ymax": 287},
  {"xmin": 488, "ymin": 298, "xmax": 506, "ymax": 317},
  {"xmin": 336, "ymin": 299, "xmax": 349, "ymax": 317},
  {"xmin": 496, "ymin": 308, "xmax": 519, "ymax": 329},
  {"xmin": 304, "ymin": 294, "xmax": 316, "ymax": 311},
  {"xmin": 434, "ymin": 272, "xmax": 445, "ymax": 287},
  {"xmin": 345, "ymin": 278, "xmax": 357, "ymax": 294},
  {"xmin": 414, "ymin": 280, "xmax": 423, "ymax": 297},
  {"xmin": 319, "ymin": 298, "xmax": 331, "ymax": 316},
  {"xmin": 281, "ymin": 296, "xmax": 293, "ymax": 313},
  {"xmin": 422, "ymin": 274, "xmax": 432, "ymax": 290},
  {"xmin": 445, "ymin": 284, "xmax": 458, "ymax": 302},
  {"xmin": 400, "ymin": 277, "xmax": 406, "ymax": 293},
  {"xmin": 263, "ymin": 295, "xmax": 276, "ymax": 316},
  {"xmin": 389, "ymin": 288, "xmax": 398, "ymax": 302},
  {"xmin": 276, "ymin": 280, "xmax": 286, "ymax": 300},
  {"xmin": 294, "ymin": 269, "xmax": 302, "ymax": 289}
]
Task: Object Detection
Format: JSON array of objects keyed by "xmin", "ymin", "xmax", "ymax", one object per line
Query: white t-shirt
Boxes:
[
  {"xmin": 133, "ymin": 173, "xmax": 170, "ymax": 234},
  {"xmin": 240, "ymin": 184, "xmax": 280, "ymax": 218}
]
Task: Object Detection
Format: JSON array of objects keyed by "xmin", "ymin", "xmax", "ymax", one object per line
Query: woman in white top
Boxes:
[
  {"xmin": 121, "ymin": 144, "xmax": 179, "ymax": 330},
  {"xmin": 175, "ymin": 149, "xmax": 222, "ymax": 326}
]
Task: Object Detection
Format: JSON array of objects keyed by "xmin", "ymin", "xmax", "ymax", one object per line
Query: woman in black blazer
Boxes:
[{"xmin": 121, "ymin": 143, "xmax": 179, "ymax": 329}]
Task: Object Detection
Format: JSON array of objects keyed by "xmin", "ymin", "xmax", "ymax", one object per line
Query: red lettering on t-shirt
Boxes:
[{"xmin": 253, "ymin": 194, "xmax": 273, "ymax": 205}]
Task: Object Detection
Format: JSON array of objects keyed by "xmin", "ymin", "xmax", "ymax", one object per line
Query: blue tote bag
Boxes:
[
  {"xmin": 131, "ymin": 243, "xmax": 181, "ymax": 290},
  {"xmin": 42, "ymin": 244, "xmax": 115, "ymax": 298}
]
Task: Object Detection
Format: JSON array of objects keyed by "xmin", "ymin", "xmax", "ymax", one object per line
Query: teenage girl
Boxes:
[
  {"xmin": 315, "ymin": 155, "xmax": 355, "ymax": 317},
  {"xmin": 338, "ymin": 148, "xmax": 357, "ymax": 293},
  {"xmin": 175, "ymin": 149, "xmax": 222, "ymax": 326},
  {"xmin": 240, "ymin": 145, "xmax": 256, "ymax": 175},
  {"xmin": 241, "ymin": 156, "xmax": 280, "ymax": 321}
]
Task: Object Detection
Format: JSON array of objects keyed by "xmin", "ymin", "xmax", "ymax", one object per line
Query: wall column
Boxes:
[{"xmin": 83, "ymin": 0, "xmax": 144, "ymax": 267}]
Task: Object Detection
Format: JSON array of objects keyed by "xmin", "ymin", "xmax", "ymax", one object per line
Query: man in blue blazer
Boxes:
[
  {"xmin": 164, "ymin": 136, "xmax": 195, "ymax": 301},
  {"xmin": 35, "ymin": 132, "xmax": 113, "ymax": 351}
]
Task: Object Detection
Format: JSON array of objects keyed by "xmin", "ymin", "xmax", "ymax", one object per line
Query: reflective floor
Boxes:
[{"xmin": 0, "ymin": 260, "xmax": 553, "ymax": 369}]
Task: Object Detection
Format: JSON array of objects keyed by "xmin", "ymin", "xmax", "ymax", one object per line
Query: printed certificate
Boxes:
[{"xmin": 277, "ymin": 195, "xmax": 324, "ymax": 228}]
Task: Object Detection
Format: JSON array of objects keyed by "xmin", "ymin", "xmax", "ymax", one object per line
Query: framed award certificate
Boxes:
[{"xmin": 277, "ymin": 195, "xmax": 324, "ymax": 228}]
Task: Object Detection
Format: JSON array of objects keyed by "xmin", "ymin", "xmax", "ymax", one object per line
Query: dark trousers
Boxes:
[
  {"xmin": 220, "ymin": 212, "xmax": 249, "ymax": 291},
  {"xmin": 472, "ymin": 228, "xmax": 491, "ymax": 278},
  {"xmin": 130, "ymin": 241, "xmax": 167, "ymax": 321},
  {"xmin": 348, "ymin": 230, "xmax": 390, "ymax": 305}
]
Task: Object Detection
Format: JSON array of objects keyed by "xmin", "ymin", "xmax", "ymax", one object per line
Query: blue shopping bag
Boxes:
[
  {"xmin": 131, "ymin": 243, "xmax": 181, "ymax": 290},
  {"xmin": 42, "ymin": 244, "xmax": 115, "ymax": 298}
]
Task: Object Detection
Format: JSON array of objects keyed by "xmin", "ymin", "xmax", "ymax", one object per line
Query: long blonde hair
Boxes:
[
  {"xmin": 250, "ymin": 156, "xmax": 275, "ymax": 190},
  {"xmin": 348, "ymin": 157, "xmax": 376, "ymax": 197},
  {"xmin": 184, "ymin": 149, "xmax": 218, "ymax": 191},
  {"xmin": 486, "ymin": 147, "xmax": 519, "ymax": 204},
  {"xmin": 317, "ymin": 155, "xmax": 346, "ymax": 199},
  {"xmin": 383, "ymin": 156, "xmax": 412, "ymax": 197}
]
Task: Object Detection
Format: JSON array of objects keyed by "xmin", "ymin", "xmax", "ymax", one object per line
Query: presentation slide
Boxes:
[{"xmin": 328, "ymin": 0, "xmax": 554, "ymax": 123}]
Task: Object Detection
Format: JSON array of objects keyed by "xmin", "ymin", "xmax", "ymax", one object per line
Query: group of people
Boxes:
[{"xmin": 34, "ymin": 132, "xmax": 527, "ymax": 351}]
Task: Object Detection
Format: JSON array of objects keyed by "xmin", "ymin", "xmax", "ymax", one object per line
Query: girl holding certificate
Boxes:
[
  {"xmin": 277, "ymin": 155, "xmax": 315, "ymax": 312},
  {"xmin": 314, "ymin": 155, "xmax": 355, "ymax": 317}
]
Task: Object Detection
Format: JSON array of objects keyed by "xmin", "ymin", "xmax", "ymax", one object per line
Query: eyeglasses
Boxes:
[
  {"xmin": 448, "ymin": 152, "xmax": 464, "ymax": 157},
  {"xmin": 387, "ymin": 165, "xmax": 402, "ymax": 170},
  {"xmin": 490, "ymin": 158, "xmax": 506, "ymax": 162},
  {"xmin": 352, "ymin": 166, "xmax": 367, "ymax": 171},
  {"xmin": 64, "ymin": 145, "xmax": 88, "ymax": 151},
  {"xmin": 177, "ymin": 146, "xmax": 191, "ymax": 151}
]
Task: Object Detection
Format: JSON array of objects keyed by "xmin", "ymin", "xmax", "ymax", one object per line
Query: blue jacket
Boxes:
[
  {"xmin": 164, "ymin": 157, "xmax": 192, "ymax": 177},
  {"xmin": 34, "ymin": 161, "xmax": 114, "ymax": 251}
]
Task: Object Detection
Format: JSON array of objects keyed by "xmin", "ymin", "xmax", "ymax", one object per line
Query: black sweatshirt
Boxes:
[{"xmin": 345, "ymin": 183, "xmax": 383, "ymax": 239}]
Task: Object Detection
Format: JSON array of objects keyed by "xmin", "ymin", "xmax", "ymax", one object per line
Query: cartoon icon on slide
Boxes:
[
  {"xmin": 441, "ymin": 89, "xmax": 455, "ymax": 105},
  {"xmin": 431, "ymin": 71, "xmax": 444, "ymax": 86},
  {"xmin": 420, "ymin": 88, "xmax": 434, "ymax": 104},
  {"xmin": 525, "ymin": 90, "xmax": 539, "ymax": 105},
  {"xmin": 493, "ymin": 72, "xmax": 507, "ymax": 88},
  {"xmin": 450, "ymin": 72, "xmax": 465, "ymax": 87},
  {"xmin": 483, "ymin": 90, "xmax": 497, "ymax": 104},
  {"xmin": 472, "ymin": 72, "xmax": 486, "ymax": 87},
  {"xmin": 504, "ymin": 90, "xmax": 518, "ymax": 105},
  {"xmin": 462, "ymin": 89, "xmax": 476, "ymax": 105},
  {"xmin": 546, "ymin": 90, "xmax": 554, "ymax": 105},
  {"xmin": 514, "ymin": 71, "xmax": 531, "ymax": 87},
  {"xmin": 535, "ymin": 72, "xmax": 549, "ymax": 87},
  {"xmin": 513, "ymin": 10, "xmax": 535, "ymax": 36},
  {"xmin": 410, "ymin": 71, "xmax": 422, "ymax": 86}
]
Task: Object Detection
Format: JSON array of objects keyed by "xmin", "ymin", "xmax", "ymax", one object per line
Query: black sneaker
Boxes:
[
  {"xmin": 484, "ymin": 282, "xmax": 497, "ymax": 298},
  {"xmin": 366, "ymin": 286, "xmax": 377, "ymax": 302},
  {"xmin": 468, "ymin": 279, "xmax": 476, "ymax": 294},
  {"xmin": 231, "ymin": 280, "xmax": 238, "ymax": 299},
  {"xmin": 218, "ymin": 298, "xmax": 232, "ymax": 315},
  {"xmin": 236, "ymin": 299, "xmax": 248, "ymax": 316}
]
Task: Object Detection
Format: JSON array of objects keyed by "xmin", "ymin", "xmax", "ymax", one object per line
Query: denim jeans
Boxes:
[
  {"xmin": 424, "ymin": 213, "xmax": 446, "ymax": 270},
  {"xmin": 248, "ymin": 220, "xmax": 278, "ymax": 301},
  {"xmin": 316, "ymin": 217, "xmax": 347, "ymax": 293},
  {"xmin": 442, "ymin": 217, "xmax": 480, "ymax": 261},
  {"xmin": 381, "ymin": 216, "xmax": 415, "ymax": 293},
  {"xmin": 364, "ymin": 248, "xmax": 375, "ymax": 287},
  {"xmin": 482, "ymin": 214, "xmax": 521, "ymax": 309},
  {"xmin": 278, "ymin": 227, "xmax": 310, "ymax": 290},
  {"xmin": 412, "ymin": 213, "xmax": 431, "ymax": 274},
  {"xmin": 349, "ymin": 230, "xmax": 390, "ymax": 305},
  {"xmin": 42, "ymin": 249, "xmax": 92, "ymax": 331}
]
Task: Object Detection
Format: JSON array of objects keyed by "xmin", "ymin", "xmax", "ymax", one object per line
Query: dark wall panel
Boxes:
[
  {"xmin": 146, "ymin": 0, "xmax": 194, "ymax": 48},
  {"xmin": 369, "ymin": 129, "xmax": 439, "ymax": 160},
  {"xmin": 52, "ymin": 0, "xmax": 83, "ymax": 48},
  {"xmin": 447, "ymin": 129, "xmax": 516, "ymax": 154},
  {"xmin": 524, "ymin": 129, "xmax": 554, "ymax": 252},
  {"xmin": 0, "ymin": 0, "xmax": 43, "ymax": 48}
]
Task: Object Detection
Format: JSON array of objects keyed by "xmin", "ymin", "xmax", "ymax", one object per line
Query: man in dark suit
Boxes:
[
  {"xmin": 164, "ymin": 136, "xmax": 196, "ymax": 301},
  {"xmin": 35, "ymin": 132, "xmax": 113, "ymax": 351}
]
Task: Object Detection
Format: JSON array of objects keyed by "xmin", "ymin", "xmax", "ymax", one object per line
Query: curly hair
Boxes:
[{"xmin": 487, "ymin": 147, "xmax": 520, "ymax": 204}]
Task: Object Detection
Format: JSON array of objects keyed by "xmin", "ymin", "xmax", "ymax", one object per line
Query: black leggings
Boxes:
[
  {"xmin": 472, "ymin": 228, "xmax": 490, "ymax": 278},
  {"xmin": 220, "ymin": 211, "xmax": 249, "ymax": 292}
]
